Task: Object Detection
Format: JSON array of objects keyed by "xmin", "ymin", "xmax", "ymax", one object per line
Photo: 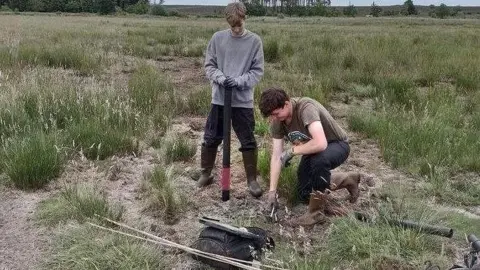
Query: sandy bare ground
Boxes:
[
  {"xmin": 0, "ymin": 188, "xmax": 53, "ymax": 270},
  {"xmin": 0, "ymin": 100, "xmax": 392, "ymax": 270},
  {"xmin": 0, "ymin": 57, "xmax": 476, "ymax": 269}
]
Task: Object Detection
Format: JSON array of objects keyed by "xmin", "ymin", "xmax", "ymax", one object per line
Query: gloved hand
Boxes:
[
  {"xmin": 265, "ymin": 190, "xmax": 279, "ymax": 223},
  {"xmin": 280, "ymin": 148, "xmax": 294, "ymax": 168},
  {"xmin": 223, "ymin": 76, "xmax": 238, "ymax": 89}
]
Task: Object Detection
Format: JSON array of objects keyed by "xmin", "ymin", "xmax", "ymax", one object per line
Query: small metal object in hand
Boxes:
[{"xmin": 269, "ymin": 205, "xmax": 278, "ymax": 223}]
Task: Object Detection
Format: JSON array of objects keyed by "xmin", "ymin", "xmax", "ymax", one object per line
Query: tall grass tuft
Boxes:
[
  {"xmin": 143, "ymin": 166, "xmax": 183, "ymax": 224},
  {"xmin": 37, "ymin": 184, "xmax": 124, "ymax": 226},
  {"xmin": 44, "ymin": 225, "xmax": 165, "ymax": 270},
  {"xmin": 128, "ymin": 63, "xmax": 175, "ymax": 114},
  {"xmin": 66, "ymin": 120, "xmax": 139, "ymax": 160},
  {"xmin": 17, "ymin": 42, "xmax": 104, "ymax": 75},
  {"xmin": 2, "ymin": 132, "xmax": 63, "ymax": 190},
  {"xmin": 163, "ymin": 136, "xmax": 196, "ymax": 164},
  {"xmin": 254, "ymin": 109, "xmax": 269, "ymax": 136},
  {"xmin": 258, "ymin": 147, "xmax": 299, "ymax": 204},
  {"xmin": 128, "ymin": 63, "xmax": 176, "ymax": 133},
  {"xmin": 180, "ymin": 85, "xmax": 211, "ymax": 116},
  {"xmin": 264, "ymin": 39, "xmax": 280, "ymax": 63}
]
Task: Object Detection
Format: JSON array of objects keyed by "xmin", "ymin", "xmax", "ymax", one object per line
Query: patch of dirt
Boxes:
[
  {"xmin": 1, "ymin": 60, "xmax": 477, "ymax": 270},
  {"xmin": 0, "ymin": 187, "xmax": 54, "ymax": 270},
  {"xmin": 153, "ymin": 56, "xmax": 208, "ymax": 91}
]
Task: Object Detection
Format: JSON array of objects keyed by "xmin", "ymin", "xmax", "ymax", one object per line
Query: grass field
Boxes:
[{"xmin": 0, "ymin": 13, "xmax": 479, "ymax": 269}]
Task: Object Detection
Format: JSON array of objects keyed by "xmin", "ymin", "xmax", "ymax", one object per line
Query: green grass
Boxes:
[
  {"xmin": 128, "ymin": 62, "xmax": 177, "ymax": 133},
  {"xmin": 142, "ymin": 165, "xmax": 183, "ymax": 224},
  {"xmin": 66, "ymin": 120, "xmax": 139, "ymax": 160},
  {"xmin": 16, "ymin": 42, "xmax": 105, "ymax": 76},
  {"xmin": 258, "ymin": 147, "xmax": 300, "ymax": 204},
  {"xmin": 44, "ymin": 225, "xmax": 166, "ymax": 270},
  {"xmin": 1, "ymin": 15, "xmax": 480, "ymax": 269},
  {"xmin": 162, "ymin": 135, "xmax": 196, "ymax": 164},
  {"xmin": 37, "ymin": 184, "xmax": 124, "ymax": 226},
  {"xmin": 2, "ymin": 132, "xmax": 64, "ymax": 190},
  {"xmin": 180, "ymin": 85, "xmax": 212, "ymax": 116},
  {"xmin": 254, "ymin": 108, "xmax": 270, "ymax": 136},
  {"xmin": 348, "ymin": 83, "xmax": 480, "ymax": 205},
  {"xmin": 326, "ymin": 205, "xmax": 455, "ymax": 270},
  {"xmin": 128, "ymin": 63, "xmax": 175, "ymax": 114}
]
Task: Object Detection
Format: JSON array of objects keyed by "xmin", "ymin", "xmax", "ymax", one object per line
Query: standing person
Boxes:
[
  {"xmin": 258, "ymin": 88, "xmax": 359, "ymax": 220},
  {"xmin": 196, "ymin": 2, "xmax": 265, "ymax": 199}
]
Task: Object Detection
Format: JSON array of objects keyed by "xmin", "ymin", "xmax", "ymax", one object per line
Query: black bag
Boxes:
[{"xmin": 191, "ymin": 218, "xmax": 275, "ymax": 270}]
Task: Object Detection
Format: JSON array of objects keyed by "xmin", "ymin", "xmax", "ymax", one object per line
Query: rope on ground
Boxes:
[{"xmin": 87, "ymin": 215, "xmax": 288, "ymax": 270}]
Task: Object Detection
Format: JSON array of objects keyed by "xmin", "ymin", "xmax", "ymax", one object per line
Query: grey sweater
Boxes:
[{"xmin": 204, "ymin": 29, "xmax": 264, "ymax": 108}]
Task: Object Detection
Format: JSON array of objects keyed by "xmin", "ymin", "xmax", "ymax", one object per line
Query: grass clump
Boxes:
[
  {"xmin": 128, "ymin": 62, "xmax": 176, "ymax": 133},
  {"xmin": 143, "ymin": 165, "xmax": 183, "ymax": 224},
  {"xmin": 2, "ymin": 132, "xmax": 64, "ymax": 190},
  {"xmin": 258, "ymin": 147, "xmax": 299, "ymax": 204},
  {"xmin": 180, "ymin": 85, "xmax": 211, "ymax": 116},
  {"xmin": 44, "ymin": 225, "xmax": 165, "ymax": 270},
  {"xmin": 264, "ymin": 39, "xmax": 280, "ymax": 63},
  {"xmin": 128, "ymin": 63, "xmax": 175, "ymax": 114},
  {"xmin": 17, "ymin": 42, "xmax": 104, "ymax": 76},
  {"xmin": 163, "ymin": 136, "xmax": 196, "ymax": 164},
  {"xmin": 37, "ymin": 184, "xmax": 124, "ymax": 226},
  {"xmin": 327, "ymin": 203, "xmax": 452, "ymax": 270},
  {"xmin": 66, "ymin": 120, "xmax": 138, "ymax": 160}
]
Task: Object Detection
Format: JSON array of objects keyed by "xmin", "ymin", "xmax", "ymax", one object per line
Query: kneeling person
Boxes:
[{"xmin": 259, "ymin": 87, "xmax": 359, "ymax": 212}]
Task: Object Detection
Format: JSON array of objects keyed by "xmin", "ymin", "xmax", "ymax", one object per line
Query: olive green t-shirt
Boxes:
[{"xmin": 270, "ymin": 97, "xmax": 348, "ymax": 143}]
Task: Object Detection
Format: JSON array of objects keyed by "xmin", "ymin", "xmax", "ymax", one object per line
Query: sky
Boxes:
[{"xmin": 164, "ymin": 0, "xmax": 478, "ymax": 6}]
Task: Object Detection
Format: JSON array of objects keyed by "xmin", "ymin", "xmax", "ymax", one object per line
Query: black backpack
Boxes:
[{"xmin": 191, "ymin": 217, "xmax": 275, "ymax": 270}]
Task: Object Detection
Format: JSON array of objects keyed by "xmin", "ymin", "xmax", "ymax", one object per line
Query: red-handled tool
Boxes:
[{"xmin": 221, "ymin": 86, "xmax": 232, "ymax": 201}]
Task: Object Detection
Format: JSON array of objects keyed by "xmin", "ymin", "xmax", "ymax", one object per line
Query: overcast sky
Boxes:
[{"xmin": 164, "ymin": 0, "xmax": 478, "ymax": 6}]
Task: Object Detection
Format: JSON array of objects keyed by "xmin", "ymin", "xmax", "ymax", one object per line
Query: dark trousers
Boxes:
[
  {"xmin": 297, "ymin": 140, "xmax": 350, "ymax": 202},
  {"xmin": 202, "ymin": 104, "xmax": 257, "ymax": 152}
]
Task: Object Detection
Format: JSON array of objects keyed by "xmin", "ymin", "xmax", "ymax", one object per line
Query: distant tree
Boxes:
[
  {"xmin": 343, "ymin": 4, "xmax": 356, "ymax": 17},
  {"xmin": 403, "ymin": 0, "xmax": 417, "ymax": 15},
  {"xmin": 436, "ymin": 3, "xmax": 450, "ymax": 19},
  {"xmin": 244, "ymin": 0, "xmax": 267, "ymax": 16},
  {"xmin": 126, "ymin": 0, "xmax": 149, "ymax": 14},
  {"xmin": 383, "ymin": 9, "xmax": 397, "ymax": 16},
  {"xmin": 451, "ymin": 5, "xmax": 462, "ymax": 16},
  {"xmin": 8, "ymin": 0, "xmax": 29, "ymax": 11},
  {"xmin": 26, "ymin": 0, "xmax": 45, "ymax": 11},
  {"xmin": 96, "ymin": 0, "xmax": 116, "ymax": 14},
  {"xmin": 65, "ymin": 0, "xmax": 80, "ymax": 12},
  {"xmin": 370, "ymin": 1, "xmax": 382, "ymax": 17}
]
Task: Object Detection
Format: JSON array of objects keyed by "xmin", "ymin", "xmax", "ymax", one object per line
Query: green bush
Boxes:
[
  {"xmin": 3, "ymin": 132, "xmax": 64, "ymax": 190},
  {"xmin": 150, "ymin": 4, "xmax": 167, "ymax": 16},
  {"xmin": 126, "ymin": 1, "xmax": 149, "ymax": 14}
]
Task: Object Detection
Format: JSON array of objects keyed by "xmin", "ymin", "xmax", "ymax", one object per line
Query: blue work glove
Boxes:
[
  {"xmin": 223, "ymin": 76, "xmax": 238, "ymax": 89},
  {"xmin": 280, "ymin": 148, "xmax": 294, "ymax": 168}
]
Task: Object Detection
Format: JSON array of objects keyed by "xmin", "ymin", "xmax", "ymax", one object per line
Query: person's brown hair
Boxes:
[
  {"xmin": 259, "ymin": 87, "xmax": 290, "ymax": 117},
  {"xmin": 225, "ymin": 2, "xmax": 246, "ymax": 27}
]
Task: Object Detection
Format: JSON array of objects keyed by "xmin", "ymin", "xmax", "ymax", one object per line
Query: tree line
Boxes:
[
  {"xmin": 241, "ymin": 0, "xmax": 465, "ymax": 19},
  {"xmin": 0, "ymin": 0, "xmax": 172, "ymax": 15}
]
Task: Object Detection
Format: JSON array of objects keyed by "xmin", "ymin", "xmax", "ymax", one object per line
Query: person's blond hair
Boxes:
[{"xmin": 225, "ymin": 2, "xmax": 246, "ymax": 27}]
